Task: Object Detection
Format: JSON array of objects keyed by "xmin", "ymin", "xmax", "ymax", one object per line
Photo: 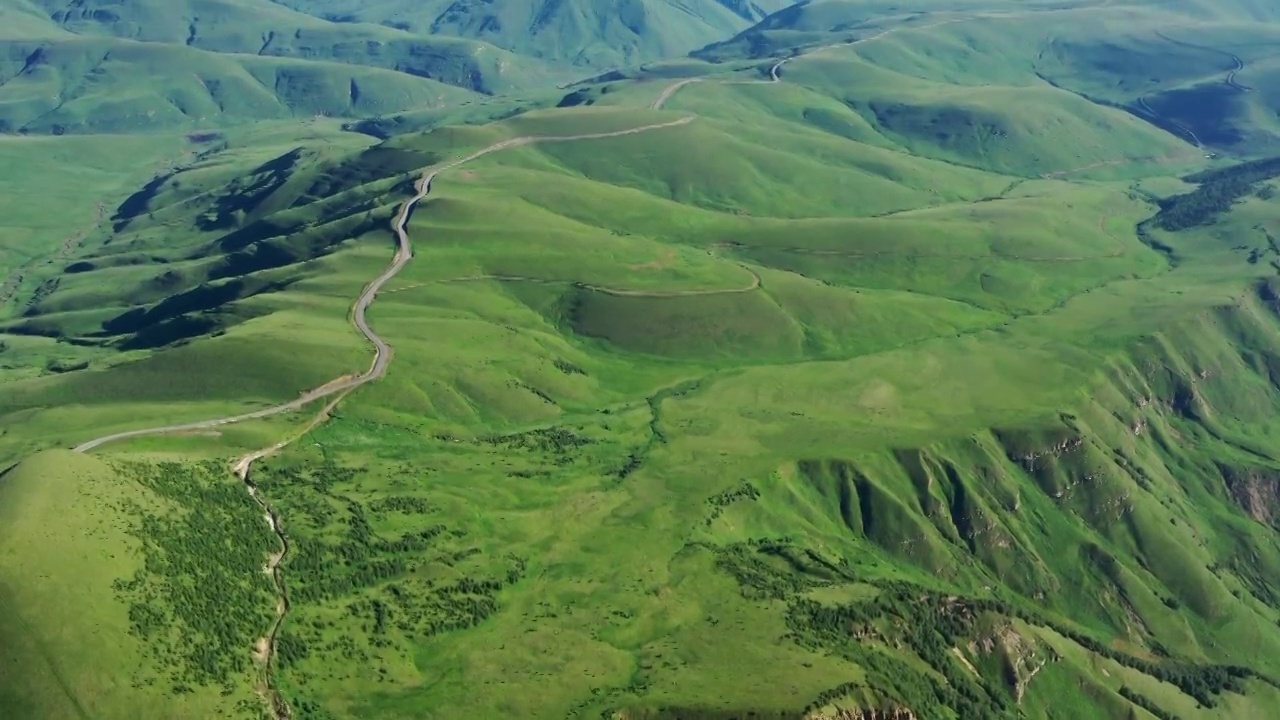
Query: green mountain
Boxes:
[
  {"xmin": 697, "ymin": 0, "xmax": 1280, "ymax": 156},
  {"xmin": 0, "ymin": 0, "xmax": 798, "ymax": 134},
  {"xmin": 8, "ymin": 1, "xmax": 1280, "ymax": 719},
  {"xmin": 280, "ymin": 0, "xmax": 795, "ymax": 67},
  {"xmin": 0, "ymin": 0, "xmax": 563, "ymax": 133}
]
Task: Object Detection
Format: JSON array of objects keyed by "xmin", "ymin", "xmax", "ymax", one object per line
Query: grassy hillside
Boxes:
[
  {"xmin": 0, "ymin": 37, "xmax": 480, "ymax": 134},
  {"xmin": 7, "ymin": 0, "xmax": 1280, "ymax": 718},
  {"xmin": 277, "ymin": 0, "xmax": 794, "ymax": 68},
  {"xmin": 1, "ymin": 0, "xmax": 802, "ymax": 136},
  {"xmin": 702, "ymin": 0, "xmax": 1280, "ymax": 157},
  {"xmin": 137, "ymin": 184, "xmax": 1280, "ymax": 719},
  {"xmin": 0, "ymin": 451, "xmax": 273, "ymax": 718},
  {"xmin": 0, "ymin": 0, "xmax": 566, "ymax": 134}
]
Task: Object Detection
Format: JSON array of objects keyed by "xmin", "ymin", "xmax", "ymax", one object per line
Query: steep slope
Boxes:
[
  {"xmin": 0, "ymin": 37, "xmax": 478, "ymax": 133},
  {"xmin": 701, "ymin": 0, "xmax": 1280, "ymax": 154}
]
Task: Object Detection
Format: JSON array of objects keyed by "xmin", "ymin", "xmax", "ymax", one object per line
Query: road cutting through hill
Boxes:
[
  {"xmin": 71, "ymin": 114, "xmax": 695, "ymax": 455},
  {"xmin": 650, "ymin": 16, "xmax": 970, "ymax": 110}
]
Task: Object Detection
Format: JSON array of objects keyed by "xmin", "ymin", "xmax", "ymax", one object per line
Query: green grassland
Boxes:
[
  {"xmin": 0, "ymin": 37, "xmax": 480, "ymax": 134},
  {"xmin": 7, "ymin": 0, "xmax": 1280, "ymax": 718}
]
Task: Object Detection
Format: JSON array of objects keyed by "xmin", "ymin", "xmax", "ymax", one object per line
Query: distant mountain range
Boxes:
[
  {"xmin": 279, "ymin": 0, "xmax": 794, "ymax": 67},
  {"xmin": 0, "ymin": 0, "xmax": 796, "ymax": 133}
]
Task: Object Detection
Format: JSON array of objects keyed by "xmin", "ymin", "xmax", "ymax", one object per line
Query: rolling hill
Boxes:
[
  {"xmin": 699, "ymin": 0, "xmax": 1280, "ymax": 155},
  {"xmin": 0, "ymin": 0, "xmax": 565, "ymax": 133},
  {"xmin": 7, "ymin": 0, "xmax": 1280, "ymax": 719},
  {"xmin": 279, "ymin": 0, "xmax": 795, "ymax": 67},
  {"xmin": 0, "ymin": 0, "xmax": 797, "ymax": 134}
]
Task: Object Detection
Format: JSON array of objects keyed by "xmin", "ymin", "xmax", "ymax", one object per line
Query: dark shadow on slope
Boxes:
[
  {"xmin": 208, "ymin": 212, "xmax": 384, "ymax": 280},
  {"xmin": 1130, "ymin": 83, "xmax": 1247, "ymax": 149},
  {"xmin": 197, "ymin": 149, "xmax": 304, "ymax": 231},
  {"xmin": 111, "ymin": 172, "xmax": 175, "ymax": 232},
  {"xmin": 118, "ymin": 314, "xmax": 223, "ymax": 350},
  {"xmin": 216, "ymin": 219, "xmax": 296, "ymax": 254},
  {"xmin": 298, "ymin": 147, "xmax": 440, "ymax": 200},
  {"xmin": 101, "ymin": 277, "xmax": 297, "ymax": 339}
]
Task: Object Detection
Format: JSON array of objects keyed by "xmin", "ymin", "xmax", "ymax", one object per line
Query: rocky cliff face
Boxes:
[{"xmin": 1219, "ymin": 463, "xmax": 1280, "ymax": 526}]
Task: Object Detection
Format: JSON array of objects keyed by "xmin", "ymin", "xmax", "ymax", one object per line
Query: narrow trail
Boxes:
[
  {"xmin": 384, "ymin": 262, "xmax": 762, "ymax": 299},
  {"xmin": 1039, "ymin": 145, "xmax": 1206, "ymax": 179},
  {"xmin": 71, "ymin": 113, "xmax": 696, "ymax": 720},
  {"xmin": 236, "ymin": 391, "xmax": 347, "ymax": 719},
  {"xmin": 1134, "ymin": 95, "xmax": 1203, "ymax": 149},
  {"xmin": 1123, "ymin": 33, "xmax": 1249, "ymax": 152},
  {"xmin": 651, "ymin": 16, "xmax": 975, "ymax": 111}
]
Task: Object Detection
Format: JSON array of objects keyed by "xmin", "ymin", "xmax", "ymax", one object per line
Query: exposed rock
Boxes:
[
  {"xmin": 1218, "ymin": 463, "xmax": 1280, "ymax": 526},
  {"xmin": 809, "ymin": 708, "xmax": 918, "ymax": 720},
  {"xmin": 967, "ymin": 622, "xmax": 1056, "ymax": 705},
  {"xmin": 1013, "ymin": 436, "xmax": 1085, "ymax": 471}
]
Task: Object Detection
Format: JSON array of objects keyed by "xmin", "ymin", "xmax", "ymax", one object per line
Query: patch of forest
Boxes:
[
  {"xmin": 1156, "ymin": 156, "xmax": 1280, "ymax": 231},
  {"xmin": 110, "ymin": 461, "xmax": 277, "ymax": 698},
  {"xmin": 252, "ymin": 458, "xmax": 525, "ymax": 715}
]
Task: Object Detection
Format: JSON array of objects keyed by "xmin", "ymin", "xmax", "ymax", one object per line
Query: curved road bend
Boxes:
[
  {"xmin": 72, "ymin": 114, "xmax": 696, "ymax": 454},
  {"xmin": 651, "ymin": 17, "xmax": 968, "ymax": 110}
]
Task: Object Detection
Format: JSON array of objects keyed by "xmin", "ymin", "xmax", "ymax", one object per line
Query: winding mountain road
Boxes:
[
  {"xmin": 71, "ymin": 6, "xmax": 1132, "ymax": 456},
  {"xmin": 72, "ymin": 115, "xmax": 695, "ymax": 455},
  {"xmin": 62, "ymin": 7, "xmax": 1181, "ymax": 714},
  {"xmin": 69, "ymin": 112, "xmax": 698, "ymax": 720}
]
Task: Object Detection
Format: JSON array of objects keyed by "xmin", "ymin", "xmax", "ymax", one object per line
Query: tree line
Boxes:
[{"xmin": 1155, "ymin": 155, "xmax": 1280, "ymax": 231}]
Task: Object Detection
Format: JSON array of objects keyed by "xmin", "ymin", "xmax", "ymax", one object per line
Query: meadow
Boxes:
[{"xmin": 6, "ymin": 0, "xmax": 1280, "ymax": 718}]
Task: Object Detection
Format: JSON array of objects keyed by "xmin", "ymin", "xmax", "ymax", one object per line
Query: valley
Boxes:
[{"xmin": 5, "ymin": 1, "xmax": 1280, "ymax": 719}]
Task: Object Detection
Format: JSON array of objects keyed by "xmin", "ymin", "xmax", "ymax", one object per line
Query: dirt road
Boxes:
[
  {"xmin": 68, "ymin": 112, "xmax": 699, "ymax": 720},
  {"xmin": 651, "ymin": 16, "xmax": 968, "ymax": 110},
  {"xmin": 72, "ymin": 115, "xmax": 695, "ymax": 454},
  {"xmin": 75, "ymin": 5, "xmax": 1146, "ymax": 454}
]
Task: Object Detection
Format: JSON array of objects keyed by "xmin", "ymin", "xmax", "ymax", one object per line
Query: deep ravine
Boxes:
[{"xmin": 242, "ymin": 467, "xmax": 292, "ymax": 718}]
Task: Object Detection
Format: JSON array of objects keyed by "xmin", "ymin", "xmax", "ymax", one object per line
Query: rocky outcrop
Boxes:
[
  {"xmin": 968, "ymin": 623, "xmax": 1056, "ymax": 705},
  {"xmin": 1218, "ymin": 463, "xmax": 1280, "ymax": 526},
  {"xmin": 810, "ymin": 708, "xmax": 918, "ymax": 720},
  {"xmin": 1011, "ymin": 436, "xmax": 1084, "ymax": 470}
]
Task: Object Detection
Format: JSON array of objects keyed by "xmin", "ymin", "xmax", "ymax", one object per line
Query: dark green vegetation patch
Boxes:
[{"xmin": 110, "ymin": 461, "xmax": 276, "ymax": 697}]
